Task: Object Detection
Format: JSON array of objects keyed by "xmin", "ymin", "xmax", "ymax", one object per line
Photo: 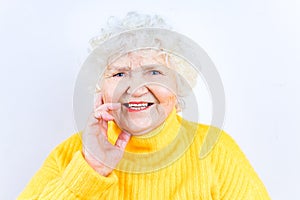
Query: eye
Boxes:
[
  {"xmin": 150, "ymin": 70, "xmax": 161, "ymax": 75},
  {"xmin": 112, "ymin": 72, "xmax": 125, "ymax": 77}
]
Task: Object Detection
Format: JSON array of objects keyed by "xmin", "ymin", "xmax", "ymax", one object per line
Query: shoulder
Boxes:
[
  {"xmin": 190, "ymin": 123, "xmax": 258, "ymax": 178},
  {"xmin": 53, "ymin": 132, "xmax": 82, "ymax": 153},
  {"xmin": 179, "ymin": 117, "xmax": 245, "ymax": 160},
  {"xmin": 189, "ymin": 125, "xmax": 271, "ymax": 198},
  {"xmin": 47, "ymin": 132, "xmax": 83, "ymax": 167}
]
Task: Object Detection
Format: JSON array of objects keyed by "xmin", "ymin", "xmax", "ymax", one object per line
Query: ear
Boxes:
[
  {"xmin": 175, "ymin": 97, "xmax": 185, "ymax": 113},
  {"xmin": 175, "ymin": 103, "xmax": 181, "ymax": 113},
  {"xmin": 175, "ymin": 97, "xmax": 183, "ymax": 113}
]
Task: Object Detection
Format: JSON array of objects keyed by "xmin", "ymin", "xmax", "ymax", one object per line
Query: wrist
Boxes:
[{"xmin": 82, "ymin": 150, "xmax": 112, "ymax": 177}]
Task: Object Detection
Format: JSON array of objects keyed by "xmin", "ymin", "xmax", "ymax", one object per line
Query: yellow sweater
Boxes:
[{"xmin": 18, "ymin": 111, "xmax": 270, "ymax": 199}]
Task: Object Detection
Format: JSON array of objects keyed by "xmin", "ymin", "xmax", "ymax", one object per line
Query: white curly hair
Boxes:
[{"xmin": 89, "ymin": 12, "xmax": 172, "ymax": 50}]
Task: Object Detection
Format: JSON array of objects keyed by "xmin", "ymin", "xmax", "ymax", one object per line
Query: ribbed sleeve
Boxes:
[
  {"xmin": 18, "ymin": 134, "xmax": 118, "ymax": 200},
  {"xmin": 211, "ymin": 131, "xmax": 270, "ymax": 199}
]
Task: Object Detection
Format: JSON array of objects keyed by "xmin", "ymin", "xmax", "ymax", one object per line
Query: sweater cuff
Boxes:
[{"xmin": 62, "ymin": 151, "xmax": 118, "ymax": 198}]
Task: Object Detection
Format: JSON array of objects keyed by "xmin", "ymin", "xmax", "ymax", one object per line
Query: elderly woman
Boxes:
[{"xmin": 18, "ymin": 13, "xmax": 270, "ymax": 199}]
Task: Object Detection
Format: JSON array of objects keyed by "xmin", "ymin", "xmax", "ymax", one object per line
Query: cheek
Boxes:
[
  {"xmin": 150, "ymin": 86, "xmax": 177, "ymax": 106},
  {"xmin": 160, "ymin": 94, "xmax": 177, "ymax": 115},
  {"xmin": 101, "ymin": 80, "xmax": 127, "ymax": 103},
  {"xmin": 101, "ymin": 90, "xmax": 112, "ymax": 103},
  {"xmin": 101, "ymin": 81, "xmax": 117, "ymax": 103},
  {"xmin": 164, "ymin": 95, "xmax": 177, "ymax": 108}
]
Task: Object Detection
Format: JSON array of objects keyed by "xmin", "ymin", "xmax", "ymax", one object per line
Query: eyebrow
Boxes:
[
  {"xmin": 140, "ymin": 64, "xmax": 169, "ymax": 71},
  {"xmin": 106, "ymin": 65, "xmax": 131, "ymax": 72},
  {"xmin": 105, "ymin": 64, "xmax": 168, "ymax": 73}
]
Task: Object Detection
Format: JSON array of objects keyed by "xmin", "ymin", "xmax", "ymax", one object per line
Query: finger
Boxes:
[
  {"xmin": 94, "ymin": 110, "xmax": 114, "ymax": 121},
  {"xmin": 115, "ymin": 131, "xmax": 131, "ymax": 149},
  {"xmin": 95, "ymin": 103, "xmax": 121, "ymax": 112},
  {"xmin": 86, "ymin": 111, "xmax": 113, "ymax": 129}
]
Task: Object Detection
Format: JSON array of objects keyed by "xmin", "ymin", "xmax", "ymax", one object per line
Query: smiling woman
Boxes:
[
  {"xmin": 18, "ymin": 12, "xmax": 270, "ymax": 199},
  {"xmin": 100, "ymin": 50, "xmax": 179, "ymax": 135}
]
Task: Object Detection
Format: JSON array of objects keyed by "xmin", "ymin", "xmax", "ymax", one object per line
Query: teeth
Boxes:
[
  {"xmin": 128, "ymin": 103, "xmax": 148, "ymax": 107},
  {"xmin": 123, "ymin": 103, "xmax": 154, "ymax": 109},
  {"xmin": 129, "ymin": 106, "xmax": 146, "ymax": 110}
]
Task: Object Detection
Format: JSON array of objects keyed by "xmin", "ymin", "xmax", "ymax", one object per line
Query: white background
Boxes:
[{"xmin": 1, "ymin": 0, "xmax": 299, "ymax": 199}]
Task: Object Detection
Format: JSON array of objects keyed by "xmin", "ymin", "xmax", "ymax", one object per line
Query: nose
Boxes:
[{"xmin": 126, "ymin": 79, "xmax": 149, "ymax": 97}]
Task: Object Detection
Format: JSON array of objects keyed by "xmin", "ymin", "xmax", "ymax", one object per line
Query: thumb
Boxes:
[{"xmin": 115, "ymin": 131, "xmax": 131, "ymax": 150}]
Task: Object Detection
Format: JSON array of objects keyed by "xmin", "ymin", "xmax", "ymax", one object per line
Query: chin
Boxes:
[
  {"xmin": 113, "ymin": 107, "xmax": 169, "ymax": 135},
  {"xmin": 120, "ymin": 119, "xmax": 163, "ymax": 136},
  {"xmin": 125, "ymin": 122, "xmax": 152, "ymax": 134}
]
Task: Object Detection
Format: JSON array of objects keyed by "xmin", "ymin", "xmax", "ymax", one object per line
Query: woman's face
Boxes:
[{"xmin": 100, "ymin": 50, "xmax": 178, "ymax": 136}]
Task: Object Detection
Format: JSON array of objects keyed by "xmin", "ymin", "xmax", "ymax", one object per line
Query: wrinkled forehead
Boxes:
[{"xmin": 106, "ymin": 49, "xmax": 170, "ymax": 71}]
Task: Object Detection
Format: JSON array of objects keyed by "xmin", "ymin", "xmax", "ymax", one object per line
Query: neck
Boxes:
[{"xmin": 107, "ymin": 108, "xmax": 181, "ymax": 153}]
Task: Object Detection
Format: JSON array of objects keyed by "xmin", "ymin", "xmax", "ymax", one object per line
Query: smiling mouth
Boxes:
[{"xmin": 123, "ymin": 102, "xmax": 154, "ymax": 112}]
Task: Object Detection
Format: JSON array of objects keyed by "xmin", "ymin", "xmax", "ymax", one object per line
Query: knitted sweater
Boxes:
[{"xmin": 18, "ymin": 111, "xmax": 270, "ymax": 199}]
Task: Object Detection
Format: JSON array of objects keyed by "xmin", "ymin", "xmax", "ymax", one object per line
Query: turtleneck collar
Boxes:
[{"xmin": 107, "ymin": 108, "xmax": 181, "ymax": 153}]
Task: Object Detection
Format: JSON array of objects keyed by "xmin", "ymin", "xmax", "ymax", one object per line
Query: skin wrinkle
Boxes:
[
  {"xmin": 96, "ymin": 50, "xmax": 185, "ymax": 110},
  {"xmin": 98, "ymin": 50, "xmax": 179, "ymax": 136},
  {"xmin": 95, "ymin": 48, "xmax": 196, "ymax": 99}
]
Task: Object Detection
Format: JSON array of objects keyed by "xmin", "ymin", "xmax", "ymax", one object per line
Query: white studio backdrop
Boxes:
[{"xmin": 0, "ymin": 0, "xmax": 299, "ymax": 199}]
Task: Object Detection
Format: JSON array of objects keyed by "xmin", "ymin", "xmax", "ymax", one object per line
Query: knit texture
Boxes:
[{"xmin": 18, "ymin": 111, "xmax": 270, "ymax": 199}]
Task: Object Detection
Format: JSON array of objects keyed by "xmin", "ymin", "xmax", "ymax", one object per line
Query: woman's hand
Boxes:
[{"xmin": 82, "ymin": 93, "xmax": 131, "ymax": 177}]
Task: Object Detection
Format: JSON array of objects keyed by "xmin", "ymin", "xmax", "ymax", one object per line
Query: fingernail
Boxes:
[
  {"xmin": 95, "ymin": 112, "xmax": 101, "ymax": 118},
  {"xmin": 120, "ymin": 141, "xmax": 126, "ymax": 149}
]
